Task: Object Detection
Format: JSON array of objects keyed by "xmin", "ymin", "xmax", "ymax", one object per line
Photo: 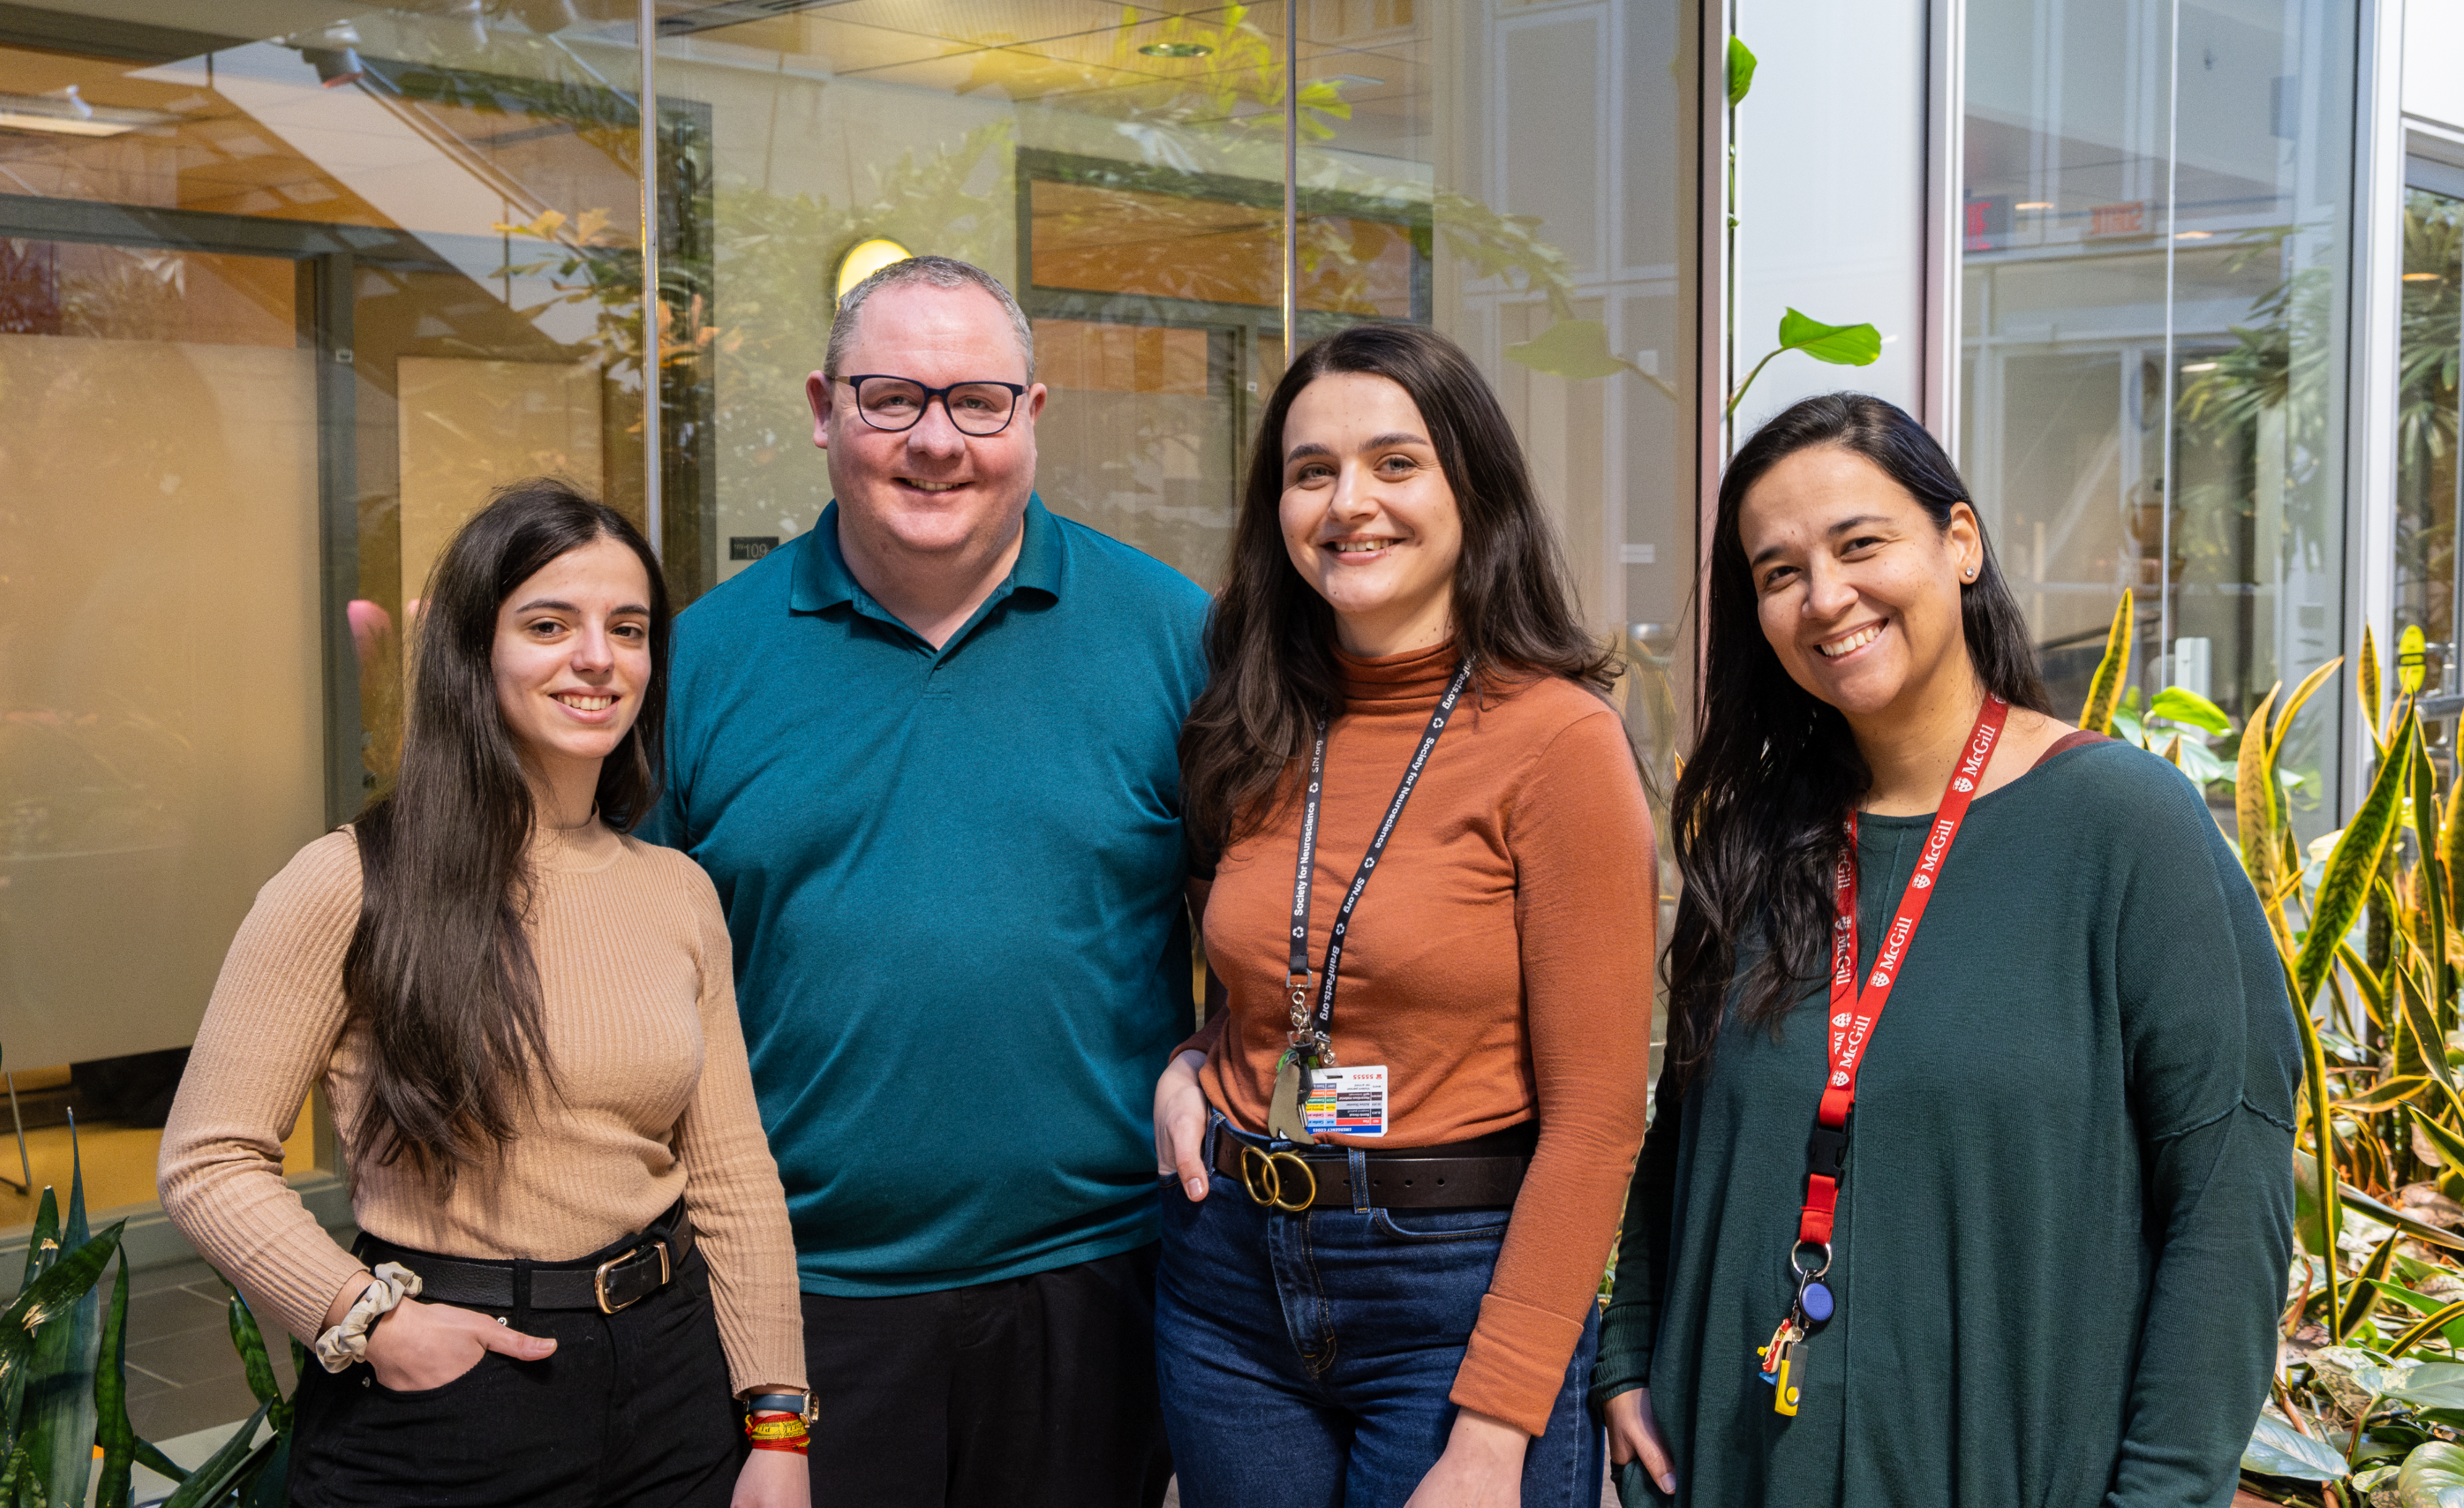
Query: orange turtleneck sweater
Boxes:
[{"xmin": 1183, "ymin": 641, "xmax": 1657, "ymax": 1437}]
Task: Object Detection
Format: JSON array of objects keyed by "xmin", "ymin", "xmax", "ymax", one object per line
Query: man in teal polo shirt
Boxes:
[{"xmin": 643, "ymin": 256, "xmax": 1208, "ymax": 1507}]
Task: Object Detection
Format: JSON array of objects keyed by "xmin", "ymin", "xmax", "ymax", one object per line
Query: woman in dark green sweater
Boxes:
[{"xmin": 1598, "ymin": 393, "xmax": 2299, "ymax": 1506}]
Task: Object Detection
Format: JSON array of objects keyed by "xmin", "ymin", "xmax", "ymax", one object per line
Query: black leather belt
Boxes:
[
  {"xmin": 354, "ymin": 1202, "xmax": 694, "ymax": 1316},
  {"xmin": 1214, "ymin": 1123, "xmax": 1534, "ymax": 1212}
]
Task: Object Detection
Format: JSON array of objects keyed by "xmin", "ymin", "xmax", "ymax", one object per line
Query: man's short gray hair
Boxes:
[{"xmin": 825, "ymin": 255, "xmax": 1036, "ymax": 382}]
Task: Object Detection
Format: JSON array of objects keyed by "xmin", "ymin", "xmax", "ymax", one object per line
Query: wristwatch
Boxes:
[{"xmin": 745, "ymin": 1390, "xmax": 817, "ymax": 1423}]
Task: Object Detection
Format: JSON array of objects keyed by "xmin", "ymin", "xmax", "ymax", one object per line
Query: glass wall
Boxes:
[
  {"xmin": 656, "ymin": 0, "xmax": 1698, "ymax": 800},
  {"xmin": 0, "ymin": 3, "xmax": 646, "ymax": 1232},
  {"xmin": 0, "ymin": 0, "xmax": 1697, "ymax": 1237},
  {"xmin": 1961, "ymin": 0, "xmax": 2359, "ymax": 833},
  {"xmin": 2393, "ymin": 154, "xmax": 2462, "ymax": 713}
]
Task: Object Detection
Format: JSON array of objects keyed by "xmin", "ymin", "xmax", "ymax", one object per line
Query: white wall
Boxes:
[
  {"xmin": 1728, "ymin": 0, "xmax": 1930, "ymax": 443},
  {"xmin": 2404, "ymin": 0, "xmax": 2464, "ymax": 129}
]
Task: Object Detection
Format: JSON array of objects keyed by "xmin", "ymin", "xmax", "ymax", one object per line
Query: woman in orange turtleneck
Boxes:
[{"xmin": 1152, "ymin": 324, "xmax": 1657, "ymax": 1508}]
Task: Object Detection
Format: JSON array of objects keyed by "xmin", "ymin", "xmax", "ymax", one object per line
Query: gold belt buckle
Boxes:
[
  {"xmin": 593, "ymin": 1239, "xmax": 672, "ymax": 1314},
  {"xmin": 1238, "ymin": 1145, "xmax": 1318, "ymax": 1213}
]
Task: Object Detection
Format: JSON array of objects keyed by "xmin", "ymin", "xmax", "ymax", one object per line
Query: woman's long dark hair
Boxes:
[
  {"xmin": 1666, "ymin": 394, "xmax": 2048, "ymax": 1093},
  {"xmin": 342, "ymin": 478, "xmax": 670, "ymax": 1191},
  {"xmin": 1180, "ymin": 325, "xmax": 1619, "ymax": 856}
]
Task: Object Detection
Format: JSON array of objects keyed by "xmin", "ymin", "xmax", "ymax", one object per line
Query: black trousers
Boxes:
[
  {"xmin": 803, "ymin": 1243, "xmax": 1173, "ymax": 1508},
  {"xmin": 288, "ymin": 1245, "xmax": 740, "ymax": 1507}
]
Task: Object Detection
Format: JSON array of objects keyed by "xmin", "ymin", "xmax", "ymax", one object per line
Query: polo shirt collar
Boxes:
[{"xmin": 792, "ymin": 494, "xmax": 1064, "ymax": 629}]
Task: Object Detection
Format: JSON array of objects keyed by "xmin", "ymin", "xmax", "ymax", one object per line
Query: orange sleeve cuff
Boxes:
[{"xmin": 1449, "ymin": 1291, "xmax": 1592, "ymax": 1438}]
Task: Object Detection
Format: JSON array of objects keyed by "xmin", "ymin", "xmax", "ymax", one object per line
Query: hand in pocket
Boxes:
[{"xmin": 362, "ymin": 1298, "xmax": 556, "ymax": 1392}]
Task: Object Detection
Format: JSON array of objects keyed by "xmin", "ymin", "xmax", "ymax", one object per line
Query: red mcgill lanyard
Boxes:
[{"xmin": 1798, "ymin": 694, "xmax": 2010, "ymax": 1251}]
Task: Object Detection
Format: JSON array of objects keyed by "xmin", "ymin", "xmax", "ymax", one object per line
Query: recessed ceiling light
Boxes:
[
  {"xmin": 2182, "ymin": 360, "xmax": 2219, "ymax": 372},
  {"xmin": 2173, "ymin": 230, "xmax": 2213, "ymax": 240},
  {"xmin": 1138, "ymin": 41, "xmax": 1212, "ymax": 58},
  {"xmin": 2404, "ymin": 271, "xmax": 2443, "ymax": 282},
  {"xmin": 2015, "ymin": 201, "xmax": 2053, "ymax": 210}
]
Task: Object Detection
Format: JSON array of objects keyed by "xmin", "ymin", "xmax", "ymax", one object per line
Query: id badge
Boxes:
[{"xmin": 1304, "ymin": 1064, "xmax": 1388, "ymax": 1137}]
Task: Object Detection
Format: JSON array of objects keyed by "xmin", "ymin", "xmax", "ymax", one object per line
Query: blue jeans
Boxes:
[{"xmin": 1156, "ymin": 1113, "xmax": 1605, "ymax": 1508}]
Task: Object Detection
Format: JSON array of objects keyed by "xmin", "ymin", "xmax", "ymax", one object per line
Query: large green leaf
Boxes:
[
  {"xmin": 2401, "ymin": 624, "xmax": 2432, "ymax": 696},
  {"xmin": 2237, "ymin": 683, "xmax": 2284, "ymax": 924},
  {"xmin": 2392, "ymin": 1362, "xmax": 2464, "ymax": 1406},
  {"xmin": 1501, "ymin": 319, "xmax": 1639, "ymax": 381},
  {"xmin": 2149, "ymin": 686, "xmax": 2233, "ymax": 734},
  {"xmin": 24, "ymin": 1128, "xmax": 102, "ymax": 1508},
  {"xmin": 93, "ymin": 1256, "xmax": 132, "ymax": 1508},
  {"xmin": 226, "ymin": 1296, "xmax": 278, "ymax": 1409},
  {"xmin": 1726, "ymin": 36, "xmax": 1757, "ymax": 106},
  {"xmin": 159, "ymin": 1400, "xmax": 271, "ymax": 1508},
  {"xmin": 2299, "ymin": 705, "xmax": 2416, "ymax": 1010},
  {"xmin": 2364, "ymin": 624, "xmax": 2386, "ymax": 743},
  {"xmin": 2402, "ymin": 1440, "xmax": 2464, "ymax": 1505},
  {"xmin": 2242, "ymin": 1408, "xmax": 2350, "ymax": 1480},
  {"xmin": 0, "ymin": 1224, "xmax": 124, "ymax": 1397},
  {"xmin": 2079, "ymin": 592, "xmax": 2133, "ymax": 734},
  {"xmin": 1775, "ymin": 307, "xmax": 1882, "ymax": 366}
]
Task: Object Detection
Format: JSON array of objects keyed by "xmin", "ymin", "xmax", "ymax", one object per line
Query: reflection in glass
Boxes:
[
  {"xmin": 1962, "ymin": 0, "xmax": 2358, "ymax": 832},
  {"xmin": 2393, "ymin": 186, "xmax": 2462, "ymax": 717}
]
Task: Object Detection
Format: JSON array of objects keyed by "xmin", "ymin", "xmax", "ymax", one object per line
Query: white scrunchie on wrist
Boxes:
[{"xmin": 313, "ymin": 1262, "xmax": 423, "ymax": 1374}]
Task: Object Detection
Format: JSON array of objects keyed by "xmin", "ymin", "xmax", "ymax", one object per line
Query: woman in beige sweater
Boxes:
[{"xmin": 159, "ymin": 480, "xmax": 808, "ymax": 1508}]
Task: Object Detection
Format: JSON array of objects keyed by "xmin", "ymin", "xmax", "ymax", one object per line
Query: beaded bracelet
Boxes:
[{"xmin": 745, "ymin": 1409, "xmax": 810, "ymax": 1456}]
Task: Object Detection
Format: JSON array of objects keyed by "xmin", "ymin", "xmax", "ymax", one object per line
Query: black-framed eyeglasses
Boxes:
[{"xmin": 836, "ymin": 374, "xmax": 1028, "ymax": 437}]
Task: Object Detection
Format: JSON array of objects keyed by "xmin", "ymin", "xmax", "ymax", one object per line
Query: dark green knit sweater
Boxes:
[{"xmin": 1595, "ymin": 740, "xmax": 2299, "ymax": 1506}]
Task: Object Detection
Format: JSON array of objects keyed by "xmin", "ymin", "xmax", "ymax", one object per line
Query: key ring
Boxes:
[
  {"xmin": 1791, "ymin": 1240, "xmax": 1832, "ymax": 1280},
  {"xmin": 1238, "ymin": 1146, "xmax": 1317, "ymax": 1212}
]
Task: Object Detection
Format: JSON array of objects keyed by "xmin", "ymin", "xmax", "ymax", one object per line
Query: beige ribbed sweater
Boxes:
[{"xmin": 158, "ymin": 822, "xmax": 805, "ymax": 1394}]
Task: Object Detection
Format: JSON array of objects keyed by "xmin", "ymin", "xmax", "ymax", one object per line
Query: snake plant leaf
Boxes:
[
  {"xmin": 93, "ymin": 1256, "xmax": 132, "ymax": 1508},
  {"xmin": 158, "ymin": 1400, "xmax": 270, "ymax": 1508},
  {"xmin": 2385, "ymin": 1299, "xmax": 2464, "ymax": 1359},
  {"xmin": 2401, "ymin": 1440, "xmax": 2464, "ymax": 1505},
  {"xmin": 0, "ymin": 1224, "xmax": 123, "ymax": 1395},
  {"xmin": 2148, "ymin": 686, "xmax": 2233, "ymax": 734},
  {"xmin": 2340, "ymin": 1230, "xmax": 2405, "ymax": 1339},
  {"xmin": 1726, "ymin": 36, "xmax": 1757, "ymax": 106},
  {"xmin": 238, "ymin": 1433, "xmax": 292, "ymax": 1508},
  {"xmin": 2242, "ymin": 1408, "xmax": 2350, "ymax": 1480},
  {"xmin": 1775, "ymin": 308, "xmax": 1883, "ymax": 366},
  {"xmin": 2079, "ymin": 591, "xmax": 2133, "ymax": 734},
  {"xmin": 2299, "ymin": 705, "xmax": 2415, "ymax": 1010},
  {"xmin": 2407, "ymin": 1105, "xmax": 2464, "ymax": 1175},
  {"xmin": 25, "ymin": 1121, "xmax": 103, "ymax": 1508},
  {"xmin": 2364, "ymin": 624, "xmax": 2386, "ymax": 742},
  {"xmin": 227, "ymin": 1295, "xmax": 278, "ymax": 1408},
  {"xmin": 2402, "ymin": 624, "xmax": 2431, "ymax": 697},
  {"xmin": 2342, "ymin": 1179, "xmax": 2464, "ymax": 1253},
  {"xmin": 1502, "ymin": 319, "xmax": 1640, "ymax": 381},
  {"xmin": 2413, "ymin": 731, "xmax": 2451, "ymax": 986},
  {"xmin": 2238, "ymin": 683, "xmax": 2283, "ymax": 918},
  {"xmin": 2342, "ymin": 1074, "xmax": 2430, "ymax": 1111},
  {"xmin": 2445, "ymin": 775, "xmax": 2464, "ymax": 922},
  {"xmin": 2269, "ymin": 657, "xmax": 2346, "ymax": 768}
]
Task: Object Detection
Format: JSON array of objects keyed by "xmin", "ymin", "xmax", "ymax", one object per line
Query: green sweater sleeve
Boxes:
[
  {"xmin": 2104, "ymin": 801, "xmax": 2300, "ymax": 1507},
  {"xmin": 1594, "ymin": 1058, "xmax": 1683, "ymax": 1405}
]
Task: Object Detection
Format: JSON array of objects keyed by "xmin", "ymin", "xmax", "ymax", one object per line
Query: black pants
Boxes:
[
  {"xmin": 288, "ymin": 1245, "xmax": 739, "ymax": 1507},
  {"xmin": 803, "ymin": 1243, "xmax": 1172, "ymax": 1508}
]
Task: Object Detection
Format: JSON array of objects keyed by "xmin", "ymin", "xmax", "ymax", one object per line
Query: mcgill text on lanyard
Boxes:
[
  {"xmin": 1267, "ymin": 659, "xmax": 1476, "ymax": 1148},
  {"xmin": 1759, "ymin": 693, "xmax": 2009, "ymax": 1418}
]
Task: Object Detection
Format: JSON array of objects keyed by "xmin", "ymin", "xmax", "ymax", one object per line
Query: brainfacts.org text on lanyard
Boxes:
[{"xmin": 1757, "ymin": 693, "xmax": 2010, "ymax": 1418}]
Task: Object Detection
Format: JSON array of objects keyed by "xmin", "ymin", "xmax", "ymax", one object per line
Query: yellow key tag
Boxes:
[{"xmin": 1774, "ymin": 1343, "xmax": 1803, "ymax": 1416}]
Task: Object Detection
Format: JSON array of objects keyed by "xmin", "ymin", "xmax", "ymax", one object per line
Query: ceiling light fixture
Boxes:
[
  {"xmin": 2404, "ymin": 271, "xmax": 2444, "ymax": 282},
  {"xmin": 2015, "ymin": 201, "xmax": 2053, "ymax": 210},
  {"xmin": 2173, "ymin": 229, "xmax": 2213, "ymax": 240},
  {"xmin": 835, "ymin": 237, "xmax": 913, "ymax": 304},
  {"xmin": 1138, "ymin": 42, "xmax": 1213, "ymax": 58},
  {"xmin": 2182, "ymin": 360, "xmax": 2219, "ymax": 372},
  {"xmin": 0, "ymin": 88, "xmax": 166, "ymax": 138}
]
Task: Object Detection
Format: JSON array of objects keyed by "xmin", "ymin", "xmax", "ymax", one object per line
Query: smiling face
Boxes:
[
  {"xmin": 807, "ymin": 280, "xmax": 1047, "ymax": 570},
  {"xmin": 1276, "ymin": 371, "xmax": 1465, "ymax": 657},
  {"xmin": 492, "ymin": 535, "xmax": 654, "ymax": 798},
  {"xmin": 1737, "ymin": 444, "xmax": 1981, "ymax": 723}
]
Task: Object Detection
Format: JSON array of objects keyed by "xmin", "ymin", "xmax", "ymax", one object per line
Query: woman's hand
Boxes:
[
  {"xmin": 1603, "ymin": 1388, "xmax": 1675, "ymax": 1496},
  {"xmin": 359, "ymin": 1296, "xmax": 555, "ymax": 1391},
  {"xmin": 1402, "ymin": 1407, "xmax": 1528, "ymax": 1507},
  {"xmin": 1155, "ymin": 1049, "xmax": 1212, "ymax": 1201},
  {"xmin": 731, "ymin": 1447, "xmax": 810, "ymax": 1508}
]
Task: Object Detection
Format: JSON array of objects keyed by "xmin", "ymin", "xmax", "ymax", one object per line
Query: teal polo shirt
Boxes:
[{"xmin": 643, "ymin": 496, "xmax": 1211, "ymax": 1296}]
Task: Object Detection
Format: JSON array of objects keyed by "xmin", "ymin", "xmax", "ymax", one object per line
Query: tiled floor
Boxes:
[{"xmin": 119, "ymin": 1250, "xmax": 331, "ymax": 1447}]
